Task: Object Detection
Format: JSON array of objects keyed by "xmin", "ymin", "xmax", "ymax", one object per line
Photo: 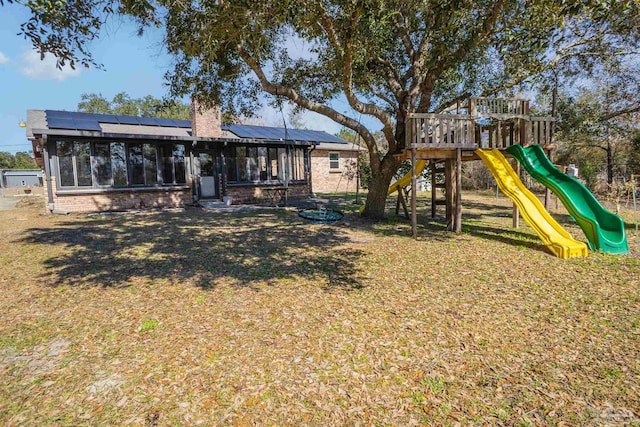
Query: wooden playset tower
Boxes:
[{"xmin": 400, "ymin": 96, "xmax": 555, "ymax": 237}]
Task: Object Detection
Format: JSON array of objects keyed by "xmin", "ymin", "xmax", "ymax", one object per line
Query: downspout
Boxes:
[
  {"xmin": 308, "ymin": 143, "xmax": 316, "ymax": 197},
  {"xmin": 41, "ymin": 135, "xmax": 54, "ymax": 213}
]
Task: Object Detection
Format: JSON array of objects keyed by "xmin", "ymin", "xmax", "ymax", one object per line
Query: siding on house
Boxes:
[
  {"xmin": 311, "ymin": 148, "xmax": 360, "ymax": 193},
  {"xmin": 25, "ymin": 107, "xmax": 355, "ymax": 212},
  {"xmin": 1, "ymin": 170, "xmax": 43, "ymax": 188}
]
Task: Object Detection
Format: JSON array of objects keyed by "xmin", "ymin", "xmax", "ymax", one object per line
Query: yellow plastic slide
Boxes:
[
  {"xmin": 387, "ymin": 160, "xmax": 428, "ymax": 195},
  {"xmin": 359, "ymin": 160, "xmax": 428, "ymax": 214},
  {"xmin": 475, "ymin": 149, "xmax": 588, "ymax": 259}
]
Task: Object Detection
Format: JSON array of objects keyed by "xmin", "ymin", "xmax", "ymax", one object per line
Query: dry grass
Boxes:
[{"xmin": 0, "ymin": 191, "xmax": 638, "ymax": 426}]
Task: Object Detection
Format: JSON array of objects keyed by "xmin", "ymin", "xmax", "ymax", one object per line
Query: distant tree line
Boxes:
[
  {"xmin": 77, "ymin": 92, "xmax": 238, "ymax": 123},
  {"xmin": 77, "ymin": 92, "xmax": 192, "ymax": 120},
  {"xmin": 0, "ymin": 152, "xmax": 36, "ymax": 170}
]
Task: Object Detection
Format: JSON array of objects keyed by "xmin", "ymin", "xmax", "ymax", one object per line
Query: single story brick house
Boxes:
[
  {"xmin": 310, "ymin": 141, "xmax": 364, "ymax": 193},
  {"xmin": 25, "ymin": 104, "xmax": 362, "ymax": 213}
]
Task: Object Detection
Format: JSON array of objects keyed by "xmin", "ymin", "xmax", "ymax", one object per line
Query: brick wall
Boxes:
[
  {"xmin": 225, "ymin": 183, "xmax": 309, "ymax": 204},
  {"xmin": 191, "ymin": 99, "xmax": 222, "ymax": 138},
  {"xmin": 311, "ymin": 149, "xmax": 360, "ymax": 193},
  {"xmin": 48, "ymin": 176, "xmax": 193, "ymax": 213}
]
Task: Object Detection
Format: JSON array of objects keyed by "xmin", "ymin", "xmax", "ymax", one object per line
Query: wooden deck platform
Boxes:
[{"xmin": 402, "ymin": 97, "xmax": 556, "ymax": 238}]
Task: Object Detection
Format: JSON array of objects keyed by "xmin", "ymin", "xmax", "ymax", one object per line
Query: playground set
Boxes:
[{"xmin": 388, "ymin": 96, "xmax": 629, "ymax": 258}]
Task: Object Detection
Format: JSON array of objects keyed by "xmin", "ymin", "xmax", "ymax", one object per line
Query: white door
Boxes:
[{"xmin": 198, "ymin": 153, "xmax": 217, "ymax": 198}]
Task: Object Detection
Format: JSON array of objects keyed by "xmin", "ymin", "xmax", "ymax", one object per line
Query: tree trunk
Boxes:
[
  {"xmin": 607, "ymin": 140, "xmax": 613, "ymax": 184},
  {"xmin": 361, "ymin": 157, "xmax": 397, "ymax": 219}
]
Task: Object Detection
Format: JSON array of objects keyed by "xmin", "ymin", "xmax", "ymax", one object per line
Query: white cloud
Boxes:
[
  {"xmin": 20, "ymin": 49, "xmax": 81, "ymax": 81},
  {"xmin": 0, "ymin": 52, "xmax": 9, "ymax": 64}
]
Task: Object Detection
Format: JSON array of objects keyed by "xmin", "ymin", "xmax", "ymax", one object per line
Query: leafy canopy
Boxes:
[
  {"xmin": 5, "ymin": 0, "xmax": 639, "ymax": 216},
  {"xmin": 0, "ymin": 152, "xmax": 36, "ymax": 169},
  {"xmin": 77, "ymin": 92, "xmax": 191, "ymax": 119}
]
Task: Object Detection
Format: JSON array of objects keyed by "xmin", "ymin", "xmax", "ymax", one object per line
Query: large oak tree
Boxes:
[{"xmin": 6, "ymin": 0, "xmax": 639, "ymax": 218}]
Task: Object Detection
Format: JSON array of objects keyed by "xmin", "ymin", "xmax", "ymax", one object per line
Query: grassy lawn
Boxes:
[{"xmin": 1, "ymin": 192, "xmax": 638, "ymax": 426}]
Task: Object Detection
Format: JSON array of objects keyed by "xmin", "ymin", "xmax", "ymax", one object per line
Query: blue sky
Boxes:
[{"xmin": 0, "ymin": 5, "xmax": 367, "ymax": 155}]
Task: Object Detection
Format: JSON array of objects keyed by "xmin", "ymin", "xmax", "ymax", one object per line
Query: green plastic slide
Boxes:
[{"xmin": 506, "ymin": 144, "xmax": 628, "ymax": 254}]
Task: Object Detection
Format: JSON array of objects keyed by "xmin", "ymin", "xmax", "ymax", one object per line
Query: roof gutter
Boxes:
[{"xmin": 31, "ymin": 129, "xmax": 315, "ymax": 146}]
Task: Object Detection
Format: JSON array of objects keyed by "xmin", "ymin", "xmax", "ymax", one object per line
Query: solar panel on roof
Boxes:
[
  {"xmin": 73, "ymin": 119, "xmax": 102, "ymax": 131},
  {"xmin": 115, "ymin": 115, "xmax": 140, "ymax": 125},
  {"xmin": 45, "ymin": 109, "xmax": 191, "ymax": 129},
  {"xmin": 45, "ymin": 110, "xmax": 73, "ymax": 119},
  {"xmin": 47, "ymin": 116, "xmax": 103, "ymax": 131},
  {"xmin": 46, "ymin": 110, "xmax": 97, "ymax": 120},
  {"xmin": 161, "ymin": 119, "xmax": 178, "ymax": 127},
  {"xmin": 136, "ymin": 117, "xmax": 156, "ymax": 126},
  {"xmin": 225, "ymin": 124, "xmax": 347, "ymax": 143},
  {"xmin": 171, "ymin": 118, "xmax": 190, "ymax": 127},
  {"xmin": 47, "ymin": 117, "xmax": 79, "ymax": 130},
  {"xmin": 96, "ymin": 114, "xmax": 119, "ymax": 124}
]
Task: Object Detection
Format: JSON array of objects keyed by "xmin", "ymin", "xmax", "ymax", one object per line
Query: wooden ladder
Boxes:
[{"xmin": 431, "ymin": 161, "xmax": 446, "ymax": 218}]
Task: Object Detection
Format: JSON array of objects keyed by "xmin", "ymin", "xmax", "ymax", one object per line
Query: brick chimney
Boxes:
[{"xmin": 191, "ymin": 98, "xmax": 222, "ymax": 138}]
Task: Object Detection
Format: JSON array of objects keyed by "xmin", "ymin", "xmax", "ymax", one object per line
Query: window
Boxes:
[
  {"xmin": 173, "ymin": 144, "xmax": 186, "ymax": 184},
  {"xmin": 111, "ymin": 142, "xmax": 127, "ymax": 186},
  {"xmin": 278, "ymin": 148, "xmax": 286, "ymax": 181},
  {"xmin": 57, "ymin": 141, "xmax": 75, "ymax": 187},
  {"xmin": 225, "ymin": 145, "xmax": 308, "ymax": 184},
  {"xmin": 56, "ymin": 140, "xmax": 92, "ymax": 187},
  {"xmin": 237, "ymin": 146, "xmax": 248, "ymax": 182},
  {"xmin": 291, "ymin": 148, "xmax": 305, "ymax": 181},
  {"xmin": 143, "ymin": 144, "xmax": 158, "ymax": 185},
  {"xmin": 94, "ymin": 143, "xmax": 112, "ymax": 185},
  {"xmin": 225, "ymin": 146, "xmax": 238, "ymax": 182},
  {"xmin": 329, "ymin": 152, "xmax": 340, "ymax": 170},
  {"xmin": 129, "ymin": 144, "xmax": 145, "ymax": 185},
  {"xmin": 247, "ymin": 147, "xmax": 259, "ymax": 181},
  {"xmin": 76, "ymin": 142, "xmax": 92, "ymax": 186},
  {"xmin": 258, "ymin": 147, "xmax": 268, "ymax": 181},
  {"xmin": 268, "ymin": 148, "xmax": 279, "ymax": 180},
  {"xmin": 54, "ymin": 139, "xmax": 186, "ymax": 190},
  {"xmin": 160, "ymin": 144, "xmax": 186, "ymax": 184},
  {"xmin": 289, "ymin": 148, "xmax": 305, "ymax": 181}
]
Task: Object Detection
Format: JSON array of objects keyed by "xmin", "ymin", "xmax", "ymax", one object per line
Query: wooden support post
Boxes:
[
  {"xmin": 445, "ymin": 159, "xmax": 456, "ymax": 231},
  {"xmin": 455, "ymin": 148, "xmax": 462, "ymax": 232},
  {"xmin": 513, "ymin": 160, "xmax": 520, "ymax": 228},
  {"xmin": 411, "ymin": 147, "xmax": 417, "ymax": 238},
  {"xmin": 431, "ymin": 161, "xmax": 437, "ymax": 218}
]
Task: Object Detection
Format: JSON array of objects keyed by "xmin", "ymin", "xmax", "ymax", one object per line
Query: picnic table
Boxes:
[{"xmin": 262, "ymin": 186, "xmax": 288, "ymax": 207}]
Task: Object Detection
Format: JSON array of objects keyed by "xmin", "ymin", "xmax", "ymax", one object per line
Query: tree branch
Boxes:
[
  {"xmin": 238, "ymin": 47, "xmax": 381, "ymax": 162},
  {"xmin": 392, "ymin": 12, "xmax": 415, "ymax": 61},
  {"xmin": 433, "ymin": 92, "xmax": 472, "ymax": 113},
  {"xmin": 600, "ymin": 105, "xmax": 640, "ymax": 122},
  {"xmin": 317, "ymin": 9, "xmax": 397, "ymax": 147}
]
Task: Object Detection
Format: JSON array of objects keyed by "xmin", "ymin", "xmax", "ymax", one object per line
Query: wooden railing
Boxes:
[
  {"xmin": 407, "ymin": 113, "xmax": 476, "ymax": 149},
  {"xmin": 469, "ymin": 97, "xmax": 529, "ymax": 117},
  {"xmin": 530, "ymin": 117, "xmax": 554, "ymax": 146},
  {"xmin": 407, "ymin": 112, "xmax": 555, "ymax": 150}
]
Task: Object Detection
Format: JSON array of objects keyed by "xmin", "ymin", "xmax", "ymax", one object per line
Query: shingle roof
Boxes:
[
  {"xmin": 222, "ymin": 124, "xmax": 347, "ymax": 144},
  {"xmin": 34, "ymin": 110, "xmax": 348, "ymax": 144}
]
